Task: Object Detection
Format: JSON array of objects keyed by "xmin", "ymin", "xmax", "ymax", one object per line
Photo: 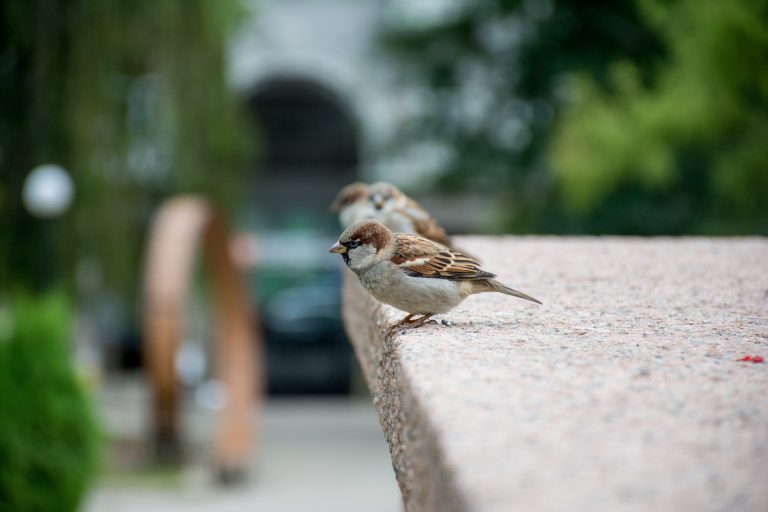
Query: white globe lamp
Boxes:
[{"xmin": 22, "ymin": 164, "xmax": 75, "ymax": 218}]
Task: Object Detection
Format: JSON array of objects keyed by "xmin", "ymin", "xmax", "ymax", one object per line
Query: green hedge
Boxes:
[{"xmin": 0, "ymin": 295, "xmax": 101, "ymax": 512}]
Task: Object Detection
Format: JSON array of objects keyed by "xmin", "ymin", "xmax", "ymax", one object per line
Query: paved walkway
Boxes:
[
  {"xmin": 86, "ymin": 387, "xmax": 401, "ymax": 512},
  {"xmin": 343, "ymin": 237, "xmax": 768, "ymax": 512}
]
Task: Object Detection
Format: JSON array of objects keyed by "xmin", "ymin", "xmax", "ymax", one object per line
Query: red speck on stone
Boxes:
[{"xmin": 738, "ymin": 355, "xmax": 764, "ymax": 363}]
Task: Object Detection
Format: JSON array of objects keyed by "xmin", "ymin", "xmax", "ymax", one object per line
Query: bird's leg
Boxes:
[
  {"xmin": 387, "ymin": 314, "xmax": 414, "ymax": 339},
  {"xmin": 408, "ymin": 314, "xmax": 434, "ymax": 328},
  {"xmin": 388, "ymin": 314, "xmax": 436, "ymax": 337},
  {"xmin": 392, "ymin": 313, "xmax": 416, "ymax": 328}
]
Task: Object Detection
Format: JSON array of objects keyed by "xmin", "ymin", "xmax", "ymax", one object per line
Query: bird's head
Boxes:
[
  {"xmin": 329, "ymin": 220, "xmax": 394, "ymax": 270},
  {"xmin": 368, "ymin": 182, "xmax": 403, "ymax": 211},
  {"xmin": 330, "ymin": 182, "xmax": 370, "ymax": 213}
]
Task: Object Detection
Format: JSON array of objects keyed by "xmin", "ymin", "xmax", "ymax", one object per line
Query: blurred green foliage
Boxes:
[
  {"xmin": 382, "ymin": 0, "xmax": 767, "ymax": 234},
  {"xmin": 0, "ymin": 0, "xmax": 251, "ymax": 295},
  {"xmin": 0, "ymin": 295, "xmax": 101, "ymax": 512},
  {"xmin": 553, "ymin": 0, "xmax": 768, "ymax": 234}
]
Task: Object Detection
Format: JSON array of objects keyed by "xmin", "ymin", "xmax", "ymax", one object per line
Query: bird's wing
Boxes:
[
  {"xmin": 392, "ymin": 233, "xmax": 494, "ymax": 280},
  {"xmin": 412, "ymin": 215, "xmax": 452, "ymax": 246},
  {"xmin": 402, "ymin": 197, "xmax": 452, "ymax": 246}
]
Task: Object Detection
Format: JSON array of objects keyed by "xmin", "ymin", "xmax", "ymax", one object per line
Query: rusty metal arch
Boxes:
[{"xmin": 143, "ymin": 196, "xmax": 262, "ymax": 477}]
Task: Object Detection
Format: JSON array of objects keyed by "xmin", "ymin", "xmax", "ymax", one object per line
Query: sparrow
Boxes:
[
  {"xmin": 329, "ymin": 220, "xmax": 541, "ymax": 329},
  {"xmin": 330, "ymin": 181, "xmax": 452, "ymax": 247},
  {"xmin": 367, "ymin": 181, "xmax": 452, "ymax": 246},
  {"xmin": 330, "ymin": 182, "xmax": 374, "ymax": 229}
]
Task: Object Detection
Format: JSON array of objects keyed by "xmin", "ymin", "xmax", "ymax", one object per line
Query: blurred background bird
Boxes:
[
  {"xmin": 331, "ymin": 181, "xmax": 452, "ymax": 247},
  {"xmin": 330, "ymin": 182, "xmax": 374, "ymax": 229}
]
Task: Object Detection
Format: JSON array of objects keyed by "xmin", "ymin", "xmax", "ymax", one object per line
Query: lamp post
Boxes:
[{"xmin": 22, "ymin": 164, "xmax": 74, "ymax": 291}]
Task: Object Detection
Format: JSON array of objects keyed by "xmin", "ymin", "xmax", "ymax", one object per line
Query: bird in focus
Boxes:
[
  {"xmin": 330, "ymin": 181, "xmax": 451, "ymax": 247},
  {"xmin": 328, "ymin": 220, "xmax": 540, "ymax": 329}
]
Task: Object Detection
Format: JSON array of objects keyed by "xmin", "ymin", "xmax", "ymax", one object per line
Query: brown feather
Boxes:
[
  {"xmin": 330, "ymin": 182, "xmax": 369, "ymax": 212},
  {"xmin": 392, "ymin": 234, "xmax": 494, "ymax": 280},
  {"xmin": 339, "ymin": 219, "xmax": 393, "ymax": 251},
  {"xmin": 401, "ymin": 197, "xmax": 452, "ymax": 245},
  {"xmin": 411, "ymin": 216, "xmax": 451, "ymax": 246}
]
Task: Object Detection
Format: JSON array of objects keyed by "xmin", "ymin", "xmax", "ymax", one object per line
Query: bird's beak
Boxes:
[
  {"xmin": 328, "ymin": 242, "xmax": 347, "ymax": 254},
  {"xmin": 371, "ymin": 194, "xmax": 384, "ymax": 210}
]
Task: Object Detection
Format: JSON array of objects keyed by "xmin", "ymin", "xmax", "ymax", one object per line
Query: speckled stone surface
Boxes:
[{"xmin": 341, "ymin": 237, "xmax": 768, "ymax": 512}]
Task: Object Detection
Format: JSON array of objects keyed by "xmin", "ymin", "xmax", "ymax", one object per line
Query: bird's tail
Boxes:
[{"xmin": 486, "ymin": 279, "xmax": 542, "ymax": 305}]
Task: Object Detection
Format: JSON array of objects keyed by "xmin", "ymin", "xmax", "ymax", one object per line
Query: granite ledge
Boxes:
[{"xmin": 341, "ymin": 237, "xmax": 768, "ymax": 512}]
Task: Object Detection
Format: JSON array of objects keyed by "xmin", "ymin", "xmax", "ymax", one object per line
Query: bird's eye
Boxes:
[{"xmin": 348, "ymin": 240, "xmax": 361, "ymax": 249}]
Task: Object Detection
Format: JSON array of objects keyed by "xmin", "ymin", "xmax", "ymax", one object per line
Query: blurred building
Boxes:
[
  {"xmin": 231, "ymin": 0, "xmax": 409, "ymax": 208},
  {"xmin": 230, "ymin": 0, "xmax": 499, "ymax": 234}
]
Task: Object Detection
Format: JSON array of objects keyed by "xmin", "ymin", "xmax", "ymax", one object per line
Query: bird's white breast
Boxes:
[
  {"xmin": 356, "ymin": 262, "xmax": 464, "ymax": 314},
  {"xmin": 376, "ymin": 209, "xmax": 416, "ymax": 234}
]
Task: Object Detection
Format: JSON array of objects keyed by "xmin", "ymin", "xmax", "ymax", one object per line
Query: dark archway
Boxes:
[
  {"xmin": 243, "ymin": 77, "xmax": 359, "ymax": 395},
  {"xmin": 245, "ymin": 77, "xmax": 360, "ymax": 227}
]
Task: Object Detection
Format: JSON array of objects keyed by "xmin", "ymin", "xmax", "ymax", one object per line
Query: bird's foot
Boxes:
[
  {"xmin": 388, "ymin": 313, "xmax": 436, "ymax": 333},
  {"xmin": 391, "ymin": 313, "xmax": 415, "ymax": 329},
  {"xmin": 407, "ymin": 314, "xmax": 434, "ymax": 329},
  {"xmin": 385, "ymin": 324, "xmax": 403, "ymax": 339}
]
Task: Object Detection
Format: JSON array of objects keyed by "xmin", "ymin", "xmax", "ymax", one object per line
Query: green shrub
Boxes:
[{"xmin": 0, "ymin": 295, "xmax": 101, "ymax": 512}]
